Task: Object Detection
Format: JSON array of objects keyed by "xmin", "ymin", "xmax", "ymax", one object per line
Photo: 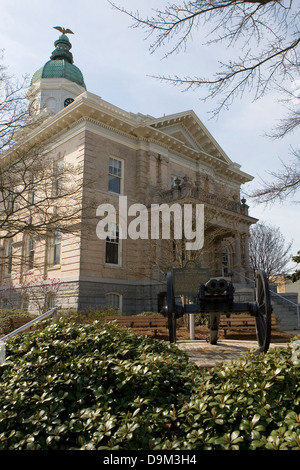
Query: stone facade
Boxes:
[{"xmin": 0, "ymin": 79, "xmax": 258, "ymax": 315}]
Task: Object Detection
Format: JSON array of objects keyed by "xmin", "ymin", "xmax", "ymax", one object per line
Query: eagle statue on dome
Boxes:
[{"xmin": 53, "ymin": 26, "xmax": 74, "ymax": 35}]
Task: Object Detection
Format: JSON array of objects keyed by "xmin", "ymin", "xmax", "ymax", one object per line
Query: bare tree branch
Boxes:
[
  {"xmin": 0, "ymin": 58, "xmax": 98, "ymax": 274},
  {"xmin": 0, "ymin": 143, "xmax": 86, "ymax": 239},
  {"xmin": 249, "ymin": 221, "xmax": 293, "ymax": 277},
  {"xmin": 110, "ymin": 0, "xmax": 299, "ymax": 202},
  {"xmin": 0, "ymin": 58, "xmax": 30, "ymax": 152},
  {"xmin": 249, "ymin": 148, "xmax": 300, "ymax": 203}
]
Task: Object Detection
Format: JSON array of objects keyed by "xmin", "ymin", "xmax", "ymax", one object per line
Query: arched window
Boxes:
[
  {"xmin": 46, "ymin": 97, "xmax": 57, "ymax": 113},
  {"xmin": 105, "ymin": 292, "xmax": 122, "ymax": 312},
  {"xmin": 21, "ymin": 295, "xmax": 29, "ymax": 311},
  {"xmin": 1, "ymin": 297, "xmax": 9, "ymax": 309}
]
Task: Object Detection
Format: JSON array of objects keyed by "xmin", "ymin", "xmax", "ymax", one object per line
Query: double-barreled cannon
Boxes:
[
  {"xmin": 204, "ymin": 278, "xmax": 230, "ymax": 295},
  {"xmin": 161, "ymin": 269, "xmax": 272, "ymax": 354}
]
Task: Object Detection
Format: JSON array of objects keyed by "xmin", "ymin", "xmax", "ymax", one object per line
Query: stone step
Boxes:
[{"xmin": 270, "ymin": 292, "xmax": 299, "ymax": 331}]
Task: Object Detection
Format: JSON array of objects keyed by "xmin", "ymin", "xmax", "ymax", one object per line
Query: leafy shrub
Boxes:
[
  {"xmin": 57, "ymin": 307, "xmax": 121, "ymax": 325},
  {"xmin": 0, "ymin": 319, "xmax": 299, "ymax": 450},
  {"xmin": 0, "ymin": 309, "xmax": 36, "ymax": 336},
  {"xmin": 136, "ymin": 311, "xmax": 160, "ymax": 316}
]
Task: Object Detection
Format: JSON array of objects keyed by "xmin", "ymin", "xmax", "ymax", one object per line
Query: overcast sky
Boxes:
[{"xmin": 0, "ymin": 0, "xmax": 299, "ymax": 271}]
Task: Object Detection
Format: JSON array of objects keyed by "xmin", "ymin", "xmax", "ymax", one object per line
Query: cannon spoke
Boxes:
[
  {"xmin": 254, "ymin": 269, "xmax": 272, "ymax": 353},
  {"xmin": 166, "ymin": 272, "xmax": 176, "ymax": 343},
  {"xmin": 164, "ymin": 268, "xmax": 272, "ymax": 353}
]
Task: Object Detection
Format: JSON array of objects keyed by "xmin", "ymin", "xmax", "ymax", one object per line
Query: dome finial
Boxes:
[
  {"xmin": 50, "ymin": 29, "xmax": 74, "ymax": 64},
  {"xmin": 53, "ymin": 26, "xmax": 74, "ymax": 35},
  {"xmin": 30, "ymin": 27, "xmax": 86, "ymax": 90}
]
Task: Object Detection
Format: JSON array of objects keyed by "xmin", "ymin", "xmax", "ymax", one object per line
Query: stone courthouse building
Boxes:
[{"xmin": 0, "ymin": 32, "xmax": 258, "ymax": 314}]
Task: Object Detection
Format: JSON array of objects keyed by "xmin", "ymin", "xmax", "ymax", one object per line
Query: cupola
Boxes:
[{"xmin": 28, "ymin": 28, "xmax": 86, "ymax": 115}]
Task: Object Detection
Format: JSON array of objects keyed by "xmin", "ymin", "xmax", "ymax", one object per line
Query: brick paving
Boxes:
[{"xmin": 177, "ymin": 340, "xmax": 290, "ymax": 368}]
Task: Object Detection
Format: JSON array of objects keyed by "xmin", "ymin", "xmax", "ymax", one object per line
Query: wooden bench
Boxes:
[
  {"xmin": 10, "ymin": 317, "xmax": 36, "ymax": 332},
  {"xmin": 105, "ymin": 315, "xmax": 168, "ymax": 337},
  {"xmin": 219, "ymin": 314, "xmax": 280, "ymax": 337}
]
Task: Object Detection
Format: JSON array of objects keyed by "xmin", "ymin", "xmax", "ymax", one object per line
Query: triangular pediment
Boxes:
[
  {"xmin": 156, "ymin": 123, "xmax": 202, "ymax": 152},
  {"xmin": 147, "ymin": 111, "xmax": 232, "ymax": 164}
]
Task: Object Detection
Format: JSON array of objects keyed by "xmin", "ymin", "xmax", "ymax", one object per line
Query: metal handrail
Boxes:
[
  {"xmin": 0, "ymin": 306, "xmax": 58, "ymax": 343},
  {"xmin": 232, "ymin": 270, "xmax": 300, "ymax": 328},
  {"xmin": 0, "ymin": 307, "xmax": 59, "ymax": 365},
  {"xmin": 269, "ymin": 290, "xmax": 300, "ymax": 328}
]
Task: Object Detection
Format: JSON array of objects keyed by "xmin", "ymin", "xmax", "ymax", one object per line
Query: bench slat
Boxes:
[
  {"xmin": 105, "ymin": 314, "xmax": 280, "ymax": 339},
  {"xmin": 219, "ymin": 314, "xmax": 280, "ymax": 336},
  {"xmin": 10, "ymin": 317, "xmax": 36, "ymax": 332},
  {"xmin": 105, "ymin": 315, "xmax": 167, "ymax": 328},
  {"xmin": 219, "ymin": 315, "xmax": 278, "ymax": 325}
]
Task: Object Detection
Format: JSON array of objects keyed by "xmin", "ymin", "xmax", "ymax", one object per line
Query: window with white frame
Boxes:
[
  {"xmin": 6, "ymin": 190, "xmax": 15, "ymax": 214},
  {"xmin": 46, "ymin": 293, "xmax": 56, "ymax": 310},
  {"xmin": 108, "ymin": 157, "xmax": 123, "ymax": 194},
  {"xmin": 5, "ymin": 240, "xmax": 13, "ymax": 275},
  {"xmin": 21, "ymin": 296, "xmax": 29, "ymax": 311},
  {"xmin": 53, "ymin": 159, "xmax": 64, "ymax": 197},
  {"xmin": 29, "ymin": 175, "xmax": 37, "ymax": 205},
  {"xmin": 105, "ymin": 292, "xmax": 122, "ymax": 312},
  {"xmin": 26, "ymin": 234, "xmax": 35, "ymax": 270},
  {"xmin": 105, "ymin": 223, "xmax": 120, "ymax": 265},
  {"xmin": 50, "ymin": 229, "xmax": 61, "ymax": 266},
  {"xmin": 222, "ymin": 246, "xmax": 231, "ymax": 276},
  {"xmin": 1, "ymin": 298, "xmax": 9, "ymax": 309}
]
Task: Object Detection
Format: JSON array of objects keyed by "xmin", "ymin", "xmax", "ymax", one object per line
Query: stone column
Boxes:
[
  {"xmin": 159, "ymin": 155, "xmax": 169, "ymax": 190},
  {"xmin": 148, "ymin": 152, "xmax": 158, "ymax": 187},
  {"xmin": 195, "ymin": 170, "xmax": 202, "ymax": 193},
  {"xmin": 212, "ymin": 239, "xmax": 222, "ymax": 276},
  {"xmin": 136, "ymin": 149, "xmax": 148, "ymax": 203},
  {"xmin": 242, "ymin": 233, "xmax": 251, "ymax": 280},
  {"xmin": 234, "ymin": 233, "xmax": 245, "ymax": 281}
]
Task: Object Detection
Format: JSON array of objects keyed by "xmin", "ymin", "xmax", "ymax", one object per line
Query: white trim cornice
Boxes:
[{"xmin": 10, "ymin": 91, "xmax": 253, "ymax": 185}]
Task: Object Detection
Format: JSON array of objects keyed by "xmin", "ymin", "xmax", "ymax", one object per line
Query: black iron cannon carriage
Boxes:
[{"xmin": 161, "ymin": 262, "xmax": 272, "ymax": 353}]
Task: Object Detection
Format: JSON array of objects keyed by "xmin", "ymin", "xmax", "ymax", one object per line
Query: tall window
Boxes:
[
  {"xmin": 1, "ymin": 298, "xmax": 9, "ymax": 309},
  {"xmin": 105, "ymin": 223, "xmax": 120, "ymax": 265},
  {"xmin": 222, "ymin": 247, "xmax": 231, "ymax": 276},
  {"xmin": 28, "ymin": 174, "xmax": 38, "ymax": 205},
  {"xmin": 53, "ymin": 159, "xmax": 63, "ymax": 196},
  {"xmin": 6, "ymin": 240, "xmax": 13, "ymax": 275},
  {"xmin": 21, "ymin": 296, "xmax": 29, "ymax": 311},
  {"xmin": 108, "ymin": 157, "xmax": 123, "ymax": 194},
  {"xmin": 6, "ymin": 189, "xmax": 16, "ymax": 214},
  {"xmin": 105, "ymin": 292, "xmax": 122, "ymax": 312},
  {"xmin": 27, "ymin": 235, "xmax": 35, "ymax": 270},
  {"xmin": 46, "ymin": 293, "xmax": 56, "ymax": 310},
  {"xmin": 50, "ymin": 229, "xmax": 61, "ymax": 266}
]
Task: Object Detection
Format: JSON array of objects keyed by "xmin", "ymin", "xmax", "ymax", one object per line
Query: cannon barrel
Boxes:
[{"xmin": 205, "ymin": 278, "xmax": 228, "ymax": 295}]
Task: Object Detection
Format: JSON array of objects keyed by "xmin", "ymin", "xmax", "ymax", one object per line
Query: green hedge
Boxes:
[
  {"xmin": 0, "ymin": 309, "xmax": 36, "ymax": 336},
  {"xmin": 58, "ymin": 307, "xmax": 121, "ymax": 324},
  {"xmin": 0, "ymin": 319, "xmax": 299, "ymax": 450}
]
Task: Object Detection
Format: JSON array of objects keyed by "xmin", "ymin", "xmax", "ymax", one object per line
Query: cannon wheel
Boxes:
[
  {"xmin": 255, "ymin": 269, "xmax": 272, "ymax": 353},
  {"xmin": 166, "ymin": 272, "xmax": 176, "ymax": 343}
]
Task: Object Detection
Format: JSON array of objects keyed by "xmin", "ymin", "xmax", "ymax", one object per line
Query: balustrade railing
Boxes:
[{"xmin": 154, "ymin": 186, "xmax": 246, "ymax": 215}]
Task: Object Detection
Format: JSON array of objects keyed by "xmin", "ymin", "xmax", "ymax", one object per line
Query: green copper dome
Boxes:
[{"xmin": 31, "ymin": 34, "xmax": 86, "ymax": 89}]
